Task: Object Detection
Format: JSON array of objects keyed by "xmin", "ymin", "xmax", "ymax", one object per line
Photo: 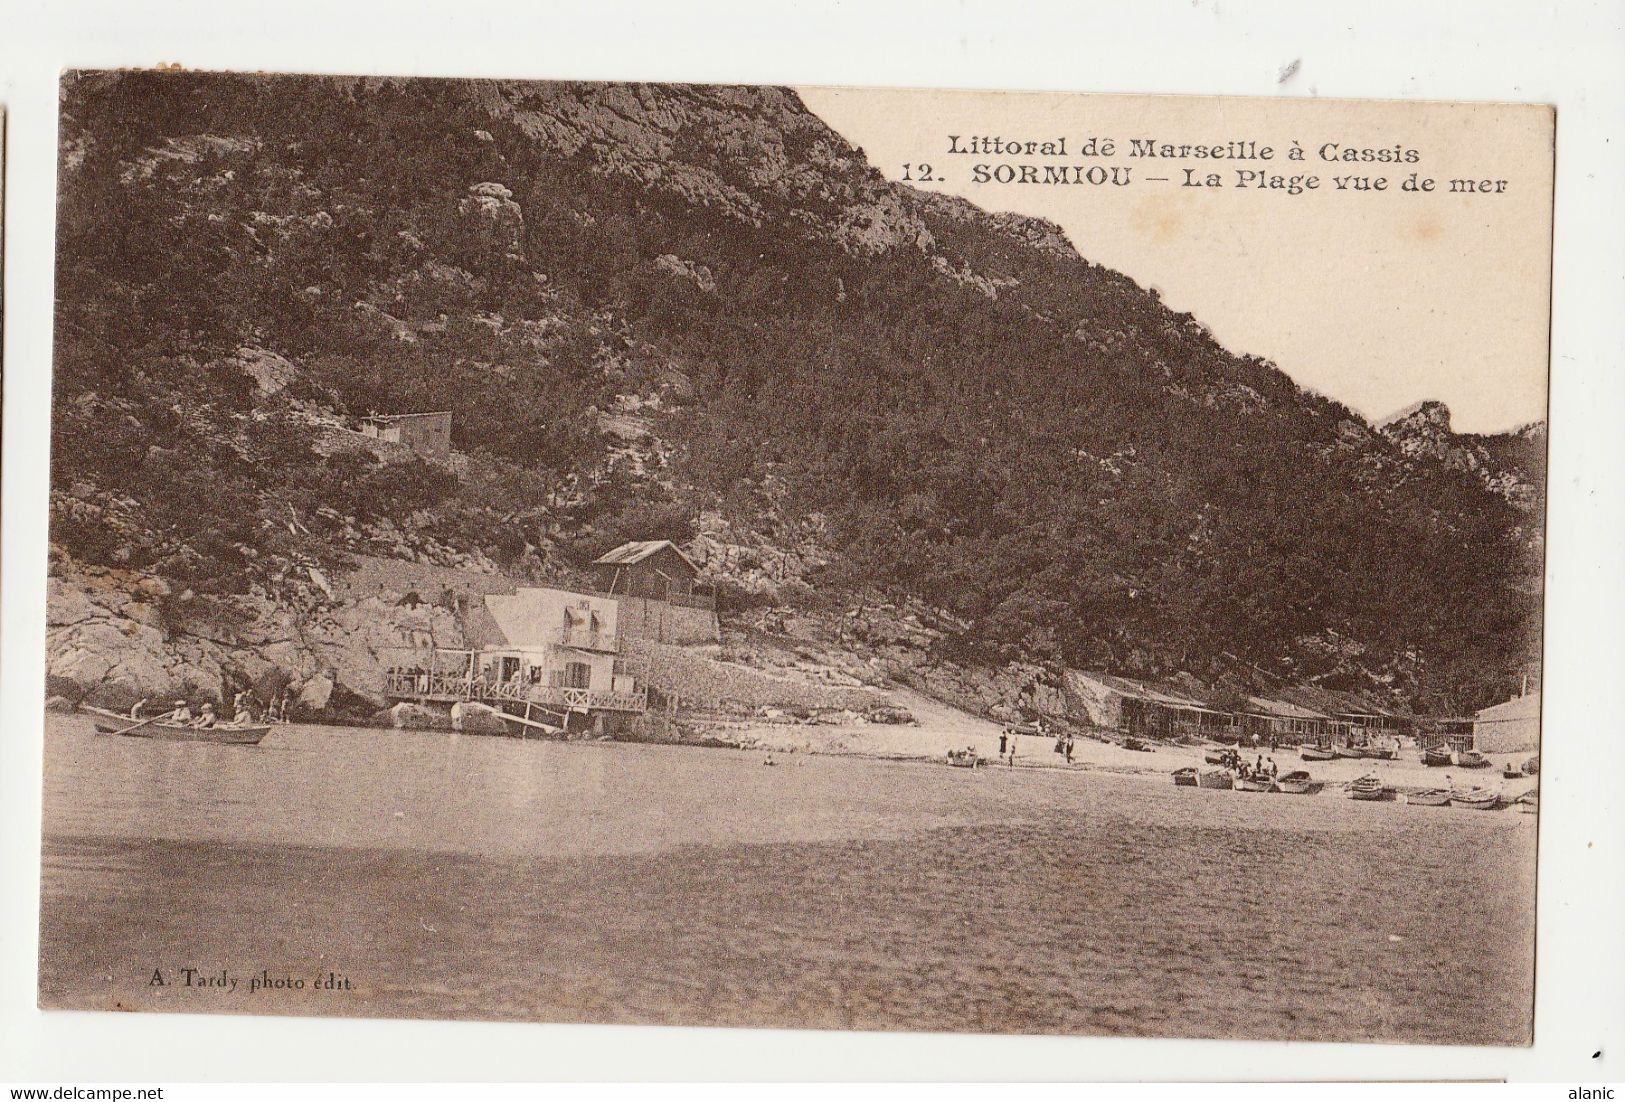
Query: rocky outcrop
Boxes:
[
  {"xmin": 46, "ymin": 556, "xmax": 472, "ymax": 719},
  {"xmin": 1378, "ymin": 400, "xmax": 1543, "ymax": 510},
  {"xmin": 622, "ymin": 638, "xmax": 889, "ymax": 714}
]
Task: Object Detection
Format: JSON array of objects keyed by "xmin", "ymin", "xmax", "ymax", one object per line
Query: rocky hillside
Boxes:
[{"xmin": 48, "ymin": 73, "xmax": 1544, "ymax": 718}]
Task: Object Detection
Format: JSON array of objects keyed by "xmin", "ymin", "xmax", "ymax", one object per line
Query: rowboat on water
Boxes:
[
  {"xmin": 1272, "ymin": 770, "xmax": 1323, "ymax": 795},
  {"xmin": 85, "ymin": 705, "xmax": 271, "ymax": 746},
  {"xmin": 1449, "ymin": 787, "xmax": 1502, "ymax": 811},
  {"xmin": 1421, "ymin": 746, "xmax": 1456, "ymax": 767},
  {"xmin": 1299, "ymin": 745, "xmax": 1337, "ymax": 762},
  {"xmin": 1456, "ymin": 750, "xmax": 1492, "ymax": 770},
  {"xmin": 1234, "ymin": 774, "xmax": 1273, "ymax": 793},
  {"xmin": 1406, "ymin": 788, "xmax": 1453, "ymax": 807},
  {"xmin": 1348, "ymin": 774, "xmax": 1394, "ymax": 801}
]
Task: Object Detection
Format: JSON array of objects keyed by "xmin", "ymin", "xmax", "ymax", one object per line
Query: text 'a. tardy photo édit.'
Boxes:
[{"xmin": 41, "ymin": 71, "xmax": 1551, "ymax": 1045}]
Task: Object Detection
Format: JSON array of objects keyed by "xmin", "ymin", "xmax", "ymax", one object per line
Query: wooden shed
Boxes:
[{"xmin": 591, "ymin": 540, "xmax": 701, "ymax": 602}]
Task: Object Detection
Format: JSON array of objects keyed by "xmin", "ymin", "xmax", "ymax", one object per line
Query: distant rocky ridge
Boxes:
[{"xmin": 1377, "ymin": 400, "xmax": 1545, "ymax": 511}]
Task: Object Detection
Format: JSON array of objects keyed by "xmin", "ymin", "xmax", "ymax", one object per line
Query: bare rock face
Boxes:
[
  {"xmin": 45, "ymin": 556, "xmax": 473, "ymax": 719},
  {"xmin": 231, "ymin": 345, "xmax": 298, "ymax": 395},
  {"xmin": 654, "ymin": 253, "xmax": 716, "ymax": 292},
  {"xmin": 46, "ymin": 570, "xmax": 227, "ymax": 708},
  {"xmin": 458, "ymin": 181, "xmax": 526, "ymax": 259}
]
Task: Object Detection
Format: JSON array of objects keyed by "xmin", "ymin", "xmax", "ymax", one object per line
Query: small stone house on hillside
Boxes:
[
  {"xmin": 360, "ymin": 411, "xmax": 453, "ymax": 462},
  {"xmin": 591, "ymin": 539, "xmax": 709, "ymax": 606}
]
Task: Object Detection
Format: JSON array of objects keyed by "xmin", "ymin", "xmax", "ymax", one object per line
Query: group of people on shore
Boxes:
[
  {"xmin": 988, "ymin": 723, "xmax": 1077, "ymax": 766},
  {"xmin": 129, "ymin": 690, "xmax": 293, "ymax": 728},
  {"xmin": 1214, "ymin": 747, "xmax": 1280, "ymax": 780}
]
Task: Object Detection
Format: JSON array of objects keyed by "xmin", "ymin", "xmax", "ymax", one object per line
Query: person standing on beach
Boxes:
[
  {"xmin": 1065, "ymin": 736, "xmax": 1075, "ymax": 764},
  {"xmin": 1008, "ymin": 737, "xmax": 1017, "ymax": 767},
  {"xmin": 999, "ymin": 730, "xmax": 1008, "ymax": 756}
]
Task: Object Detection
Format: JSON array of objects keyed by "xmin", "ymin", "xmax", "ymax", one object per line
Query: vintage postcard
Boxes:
[{"xmin": 41, "ymin": 72, "xmax": 1550, "ymax": 1045}]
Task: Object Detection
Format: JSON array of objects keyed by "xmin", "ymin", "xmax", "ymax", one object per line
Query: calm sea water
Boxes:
[{"xmin": 39, "ymin": 718, "xmax": 1536, "ymax": 1043}]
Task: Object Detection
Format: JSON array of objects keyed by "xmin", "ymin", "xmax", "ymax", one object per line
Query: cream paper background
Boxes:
[
  {"xmin": 800, "ymin": 88, "xmax": 1552, "ymax": 433},
  {"xmin": 0, "ymin": 0, "xmax": 1619, "ymax": 1086}
]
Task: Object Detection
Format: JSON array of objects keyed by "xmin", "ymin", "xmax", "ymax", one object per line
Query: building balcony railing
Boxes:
[
  {"xmin": 383, "ymin": 670, "xmax": 646, "ymax": 713},
  {"xmin": 531, "ymin": 685, "xmax": 648, "ymax": 713}
]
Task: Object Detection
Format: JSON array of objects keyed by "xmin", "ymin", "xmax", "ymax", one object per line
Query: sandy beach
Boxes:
[{"xmin": 727, "ymin": 688, "xmax": 1540, "ymax": 801}]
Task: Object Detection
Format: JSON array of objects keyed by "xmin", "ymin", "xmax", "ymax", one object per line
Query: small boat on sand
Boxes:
[
  {"xmin": 1456, "ymin": 750, "xmax": 1492, "ymax": 770},
  {"xmin": 1515, "ymin": 790, "xmax": 1538, "ymax": 814},
  {"xmin": 1198, "ymin": 769, "xmax": 1234, "ymax": 790},
  {"xmin": 86, "ymin": 705, "xmax": 271, "ymax": 746},
  {"xmin": 1272, "ymin": 770, "xmax": 1323, "ymax": 795},
  {"xmin": 1449, "ymin": 787, "xmax": 1502, "ymax": 811},
  {"xmin": 1299, "ymin": 745, "xmax": 1337, "ymax": 762},
  {"xmin": 947, "ymin": 749, "xmax": 985, "ymax": 769},
  {"xmin": 1354, "ymin": 744, "xmax": 1400, "ymax": 760},
  {"xmin": 1234, "ymin": 774, "xmax": 1273, "ymax": 792},
  {"xmin": 1122, "ymin": 736, "xmax": 1153, "ymax": 753},
  {"xmin": 1173, "ymin": 767, "xmax": 1199, "ymax": 787},
  {"xmin": 1422, "ymin": 746, "xmax": 1456, "ymax": 767},
  {"xmin": 1204, "ymin": 749, "xmax": 1233, "ymax": 765},
  {"xmin": 1348, "ymin": 774, "xmax": 1394, "ymax": 801},
  {"xmin": 1502, "ymin": 763, "xmax": 1523, "ymax": 780},
  {"xmin": 1332, "ymin": 745, "xmax": 1366, "ymax": 759},
  {"xmin": 1407, "ymin": 788, "xmax": 1452, "ymax": 807}
]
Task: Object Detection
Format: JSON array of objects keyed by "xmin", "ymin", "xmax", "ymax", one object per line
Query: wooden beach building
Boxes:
[
  {"xmin": 1067, "ymin": 670, "xmax": 1242, "ymax": 741},
  {"xmin": 591, "ymin": 539, "xmax": 710, "ymax": 607},
  {"xmin": 1242, "ymin": 696, "xmax": 1350, "ymax": 745}
]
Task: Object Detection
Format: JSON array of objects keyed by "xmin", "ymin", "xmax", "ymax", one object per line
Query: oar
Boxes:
[{"xmin": 104, "ymin": 715, "xmax": 158, "ymax": 737}]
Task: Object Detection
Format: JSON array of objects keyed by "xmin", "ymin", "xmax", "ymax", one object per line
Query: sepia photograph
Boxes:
[{"xmin": 37, "ymin": 70, "xmax": 1552, "ymax": 1048}]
